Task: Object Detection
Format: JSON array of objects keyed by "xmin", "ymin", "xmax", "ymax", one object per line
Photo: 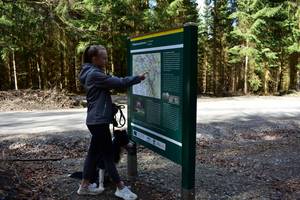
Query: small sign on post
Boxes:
[{"xmin": 127, "ymin": 23, "xmax": 198, "ymax": 200}]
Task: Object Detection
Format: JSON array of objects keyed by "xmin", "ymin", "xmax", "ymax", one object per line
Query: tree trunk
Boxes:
[
  {"xmin": 60, "ymin": 51, "xmax": 66, "ymax": 90},
  {"xmin": 231, "ymin": 64, "xmax": 236, "ymax": 94},
  {"xmin": 289, "ymin": 52, "xmax": 298, "ymax": 90},
  {"xmin": 68, "ymin": 54, "xmax": 76, "ymax": 92},
  {"xmin": 244, "ymin": 55, "xmax": 248, "ymax": 94},
  {"xmin": 37, "ymin": 54, "xmax": 45, "ymax": 89},
  {"xmin": 27, "ymin": 57, "xmax": 33, "ymax": 88},
  {"xmin": 37, "ymin": 60, "xmax": 42, "ymax": 89},
  {"xmin": 231, "ymin": 65, "xmax": 235, "ymax": 94},
  {"xmin": 43, "ymin": 52, "xmax": 49, "ymax": 89},
  {"xmin": 276, "ymin": 65, "xmax": 281, "ymax": 93},
  {"xmin": 12, "ymin": 50, "xmax": 18, "ymax": 90},
  {"xmin": 212, "ymin": 1, "xmax": 218, "ymax": 95},
  {"xmin": 203, "ymin": 55, "xmax": 208, "ymax": 94},
  {"xmin": 297, "ymin": 70, "xmax": 300, "ymax": 91},
  {"xmin": 277, "ymin": 51, "xmax": 285, "ymax": 93},
  {"xmin": 75, "ymin": 53, "xmax": 81, "ymax": 92},
  {"xmin": 6, "ymin": 55, "xmax": 11, "ymax": 89},
  {"xmin": 73, "ymin": 50, "xmax": 78, "ymax": 92},
  {"xmin": 110, "ymin": 3, "xmax": 115, "ymax": 75},
  {"xmin": 220, "ymin": 42, "xmax": 226, "ymax": 95},
  {"xmin": 206, "ymin": 68, "xmax": 211, "ymax": 94},
  {"xmin": 110, "ymin": 48, "xmax": 115, "ymax": 74},
  {"xmin": 263, "ymin": 63, "xmax": 269, "ymax": 95},
  {"xmin": 244, "ymin": 40, "xmax": 249, "ymax": 94}
]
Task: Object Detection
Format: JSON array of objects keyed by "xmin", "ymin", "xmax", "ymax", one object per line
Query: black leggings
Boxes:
[{"xmin": 83, "ymin": 124, "xmax": 121, "ymax": 184}]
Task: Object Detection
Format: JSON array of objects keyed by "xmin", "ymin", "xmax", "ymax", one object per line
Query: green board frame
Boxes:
[{"xmin": 127, "ymin": 24, "xmax": 198, "ymax": 192}]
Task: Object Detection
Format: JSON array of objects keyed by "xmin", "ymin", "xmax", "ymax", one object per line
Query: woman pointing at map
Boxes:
[{"xmin": 78, "ymin": 44, "xmax": 146, "ymax": 200}]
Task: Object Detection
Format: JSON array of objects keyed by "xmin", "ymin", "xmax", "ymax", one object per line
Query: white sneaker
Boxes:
[
  {"xmin": 89, "ymin": 182, "xmax": 105, "ymax": 191},
  {"xmin": 77, "ymin": 183, "xmax": 104, "ymax": 195},
  {"xmin": 115, "ymin": 186, "xmax": 138, "ymax": 200},
  {"xmin": 90, "ymin": 183, "xmax": 97, "ymax": 188}
]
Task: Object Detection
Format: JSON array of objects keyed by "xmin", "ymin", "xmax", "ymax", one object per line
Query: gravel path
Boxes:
[
  {"xmin": 1, "ymin": 96, "xmax": 299, "ymax": 136},
  {"xmin": 1, "ymin": 96, "xmax": 300, "ymax": 199}
]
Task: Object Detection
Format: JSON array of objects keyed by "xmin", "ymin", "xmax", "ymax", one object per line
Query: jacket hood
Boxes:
[
  {"xmin": 80, "ymin": 63, "xmax": 106, "ymax": 85},
  {"xmin": 79, "ymin": 63, "xmax": 94, "ymax": 86}
]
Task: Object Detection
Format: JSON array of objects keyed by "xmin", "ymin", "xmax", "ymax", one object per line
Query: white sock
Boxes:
[{"xmin": 98, "ymin": 169, "xmax": 105, "ymax": 188}]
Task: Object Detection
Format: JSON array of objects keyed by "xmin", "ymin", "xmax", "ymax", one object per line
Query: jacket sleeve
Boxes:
[{"xmin": 91, "ymin": 71, "xmax": 141, "ymax": 89}]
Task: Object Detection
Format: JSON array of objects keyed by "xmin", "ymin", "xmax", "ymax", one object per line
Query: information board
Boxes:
[
  {"xmin": 128, "ymin": 28, "xmax": 185, "ymax": 164},
  {"xmin": 127, "ymin": 24, "xmax": 198, "ymax": 195}
]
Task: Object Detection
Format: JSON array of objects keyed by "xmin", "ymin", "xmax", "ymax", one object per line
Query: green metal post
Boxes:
[
  {"xmin": 181, "ymin": 22, "xmax": 198, "ymax": 200},
  {"xmin": 127, "ymin": 38, "xmax": 138, "ymax": 181}
]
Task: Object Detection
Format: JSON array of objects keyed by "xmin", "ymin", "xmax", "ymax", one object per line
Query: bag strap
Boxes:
[{"xmin": 112, "ymin": 104, "xmax": 126, "ymax": 132}]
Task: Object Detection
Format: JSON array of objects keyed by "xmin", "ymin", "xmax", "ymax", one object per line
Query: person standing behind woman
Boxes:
[{"xmin": 77, "ymin": 45, "xmax": 145, "ymax": 200}]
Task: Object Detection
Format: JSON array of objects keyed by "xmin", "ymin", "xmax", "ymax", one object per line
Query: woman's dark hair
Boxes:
[{"xmin": 82, "ymin": 45, "xmax": 105, "ymax": 63}]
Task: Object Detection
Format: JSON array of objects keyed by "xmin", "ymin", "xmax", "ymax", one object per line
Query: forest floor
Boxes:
[
  {"xmin": 0, "ymin": 89, "xmax": 84, "ymax": 111},
  {"xmin": 0, "ymin": 90, "xmax": 300, "ymax": 200}
]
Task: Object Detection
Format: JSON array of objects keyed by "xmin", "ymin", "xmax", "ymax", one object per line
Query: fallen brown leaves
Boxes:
[{"xmin": 0, "ymin": 89, "xmax": 83, "ymax": 111}]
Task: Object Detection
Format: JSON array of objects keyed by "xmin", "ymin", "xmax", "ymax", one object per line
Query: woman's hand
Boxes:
[{"xmin": 139, "ymin": 72, "xmax": 147, "ymax": 81}]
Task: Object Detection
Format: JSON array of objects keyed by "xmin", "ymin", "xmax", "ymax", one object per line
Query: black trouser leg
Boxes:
[{"xmin": 82, "ymin": 124, "xmax": 121, "ymax": 184}]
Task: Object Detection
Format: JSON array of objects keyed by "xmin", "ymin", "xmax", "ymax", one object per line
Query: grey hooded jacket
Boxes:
[{"xmin": 79, "ymin": 63, "xmax": 141, "ymax": 125}]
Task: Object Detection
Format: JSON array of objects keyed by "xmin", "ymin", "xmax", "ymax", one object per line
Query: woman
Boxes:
[{"xmin": 77, "ymin": 45, "xmax": 145, "ymax": 200}]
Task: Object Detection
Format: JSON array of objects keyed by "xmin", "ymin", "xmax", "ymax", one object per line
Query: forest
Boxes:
[{"xmin": 0, "ymin": 0, "xmax": 299, "ymax": 95}]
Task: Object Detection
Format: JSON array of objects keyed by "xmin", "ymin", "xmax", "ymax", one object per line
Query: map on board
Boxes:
[{"xmin": 132, "ymin": 53, "xmax": 161, "ymax": 99}]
